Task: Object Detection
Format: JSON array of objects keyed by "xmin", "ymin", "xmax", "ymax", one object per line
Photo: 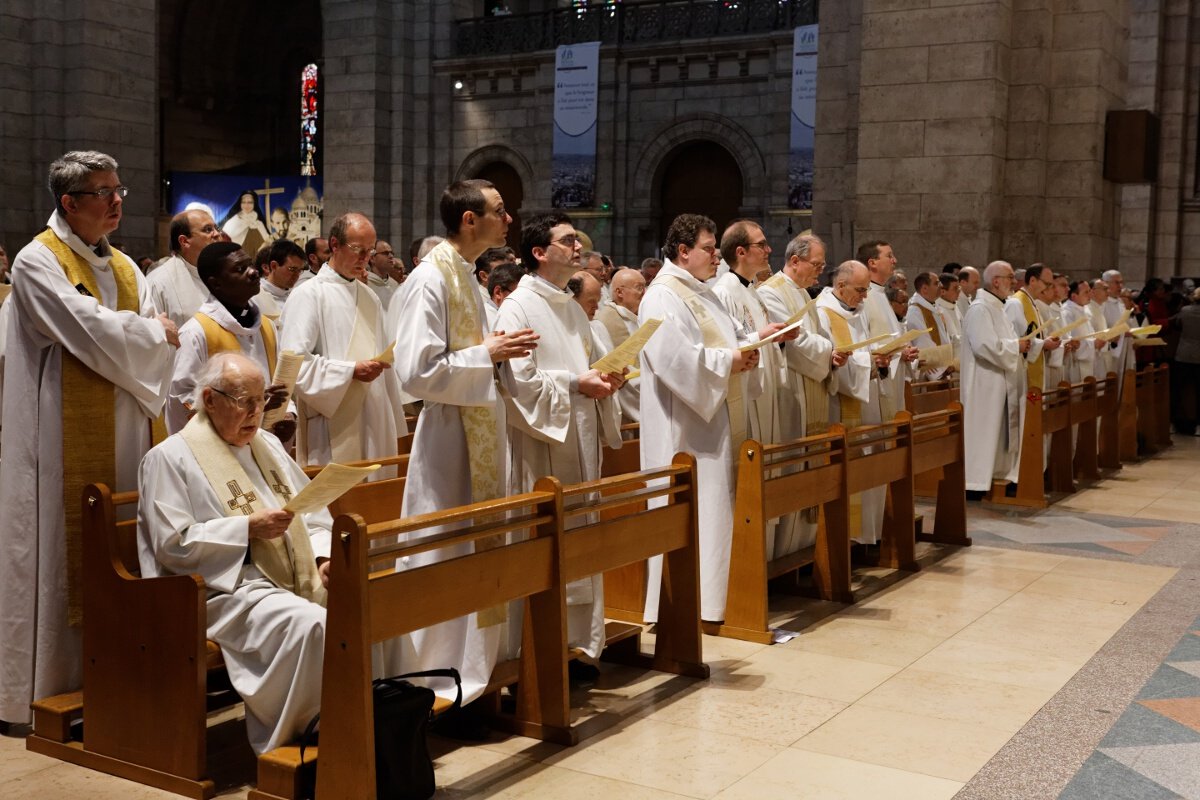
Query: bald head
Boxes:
[
  {"xmin": 610, "ymin": 267, "xmax": 646, "ymax": 314},
  {"xmin": 570, "ymin": 270, "xmax": 603, "ymax": 320},
  {"xmin": 327, "ymin": 212, "xmax": 377, "ymax": 280},
  {"xmin": 957, "ymin": 265, "xmax": 981, "ymax": 298},
  {"xmin": 832, "ymin": 260, "xmax": 870, "ymax": 309},
  {"xmin": 983, "ymin": 260, "xmax": 1016, "ymax": 300},
  {"xmin": 170, "ymin": 208, "xmax": 221, "ymax": 264}
]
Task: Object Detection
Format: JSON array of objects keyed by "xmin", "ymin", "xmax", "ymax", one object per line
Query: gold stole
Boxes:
[
  {"xmin": 1016, "ymin": 290, "xmax": 1044, "ymax": 389},
  {"xmin": 194, "ymin": 311, "xmax": 278, "ymax": 378},
  {"xmin": 598, "ymin": 303, "xmax": 632, "ymax": 348},
  {"xmin": 179, "ymin": 413, "xmax": 326, "ymax": 606},
  {"xmin": 427, "ymin": 242, "xmax": 504, "ymax": 627},
  {"xmin": 657, "ymin": 274, "xmax": 747, "ymax": 450},
  {"xmin": 35, "ymin": 230, "xmax": 140, "ymax": 626},
  {"xmin": 917, "ymin": 303, "xmax": 942, "ymax": 345},
  {"xmin": 764, "ymin": 274, "xmax": 829, "ymax": 435},
  {"xmin": 820, "ymin": 305, "xmax": 865, "ymax": 535},
  {"xmin": 329, "ymin": 281, "xmax": 377, "ymax": 462}
]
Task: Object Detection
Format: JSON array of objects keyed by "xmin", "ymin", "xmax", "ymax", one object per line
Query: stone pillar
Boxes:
[
  {"xmin": 813, "ymin": 0, "xmax": 863, "ymax": 264},
  {"xmin": 0, "ymin": 0, "xmax": 157, "ymax": 255},
  {"xmin": 1117, "ymin": 0, "xmax": 1164, "ymax": 282},
  {"xmin": 1146, "ymin": 0, "xmax": 1193, "ymax": 279}
]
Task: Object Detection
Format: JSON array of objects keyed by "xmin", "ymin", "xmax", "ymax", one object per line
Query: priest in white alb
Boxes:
[
  {"xmin": 593, "ymin": 267, "xmax": 646, "ymax": 423},
  {"xmin": 638, "ymin": 213, "xmax": 769, "ymax": 624},
  {"xmin": 906, "ymin": 270, "xmax": 953, "ymax": 381},
  {"xmin": 391, "ymin": 179, "xmax": 539, "ymax": 708},
  {"xmin": 497, "ymin": 211, "xmax": 623, "ymax": 662},
  {"xmin": 280, "ymin": 212, "xmax": 406, "ymax": 471},
  {"xmin": 1062, "ymin": 279, "xmax": 1102, "ymax": 384},
  {"xmin": 962, "ymin": 261, "xmax": 1032, "ymax": 495},
  {"xmin": 147, "ymin": 208, "xmax": 223, "ymax": 327},
  {"xmin": 254, "ymin": 238, "xmax": 307, "ymax": 329},
  {"xmin": 815, "ymin": 261, "xmax": 887, "ymax": 545},
  {"xmin": 139, "ymin": 352, "xmax": 330, "ymax": 754},
  {"xmin": 857, "ymin": 240, "xmax": 919, "ymax": 419},
  {"xmin": 937, "ymin": 273, "xmax": 964, "ymax": 361},
  {"xmin": 0, "ymin": 151, "xmax": 179, "ymax": 724},
  {"xmin": 713, "ymin": 219, "xmax": 802, "ymax": 559}
]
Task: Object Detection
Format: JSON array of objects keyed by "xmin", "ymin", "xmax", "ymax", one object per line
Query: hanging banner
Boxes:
[
  {"xmin": 552, "ymin": 41, "xmax": 600, "ymax": 208},
  {"xmin": 789, "ymin": 24, "xmax": 818, "ymax": 210}
]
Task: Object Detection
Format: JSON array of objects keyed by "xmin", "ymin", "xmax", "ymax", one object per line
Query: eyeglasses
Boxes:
[
  {"xmin": 211, "ymin": 387, "xmax": 268, "ymax": 413},
  {"xmin": 278, "ymin": 262, "xmax": 305, "ymax": 274},
  {"xmin": 375, "ymin": 250, "xmax": 395, "ymax": 259},
  {"xmin": 849, "ymin": 285, "xmax": 869, "ymax": 295},
  {"xmin": 550, "ymin": 235, "xmax": 581, "ymax": 248},
  {"xmin": 343, "ymin": 243, "xmax": 376, "ymax": 260},
  {"xmin": 749, "ymin": 241, "xmax": 771, "ymax": 251},
  {"xmin": 69, "ymin": 185, "xmax": 128, "ymax": 201}
]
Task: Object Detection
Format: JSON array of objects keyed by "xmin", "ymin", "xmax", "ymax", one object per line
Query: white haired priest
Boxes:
[{"xmin": 138, "ymin": 352, "xmax": 331, "ymax": 754}]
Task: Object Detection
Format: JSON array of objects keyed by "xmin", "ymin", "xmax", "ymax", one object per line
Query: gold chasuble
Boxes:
[
  {"xmin": 1015, "ymin": 289, "xmax": 1044, "ymax": 389},
  {"xmin": 917, "ymin": 305, "xmax": 943, "ymax": 345},
  {"xmin": 427, "ymin": 243, "xmax": 505, "ymax": 627},
  {"xmin": 764, "ymin": 273, "xmax": 829, "ymax": 435},
  {"xmin": 194, "ymin": 311, "xmax": 279, "ymax": 377},
  {"xmin": 657, "ymin": 274, "xmax": 747, "ymax": 449},
  {"xmin": 179, "ymin": 413, "xmax": 326, "ymax": 605},
  {"xmin": 35, "ymin": 229, "xmax": 139, "ymax": 626},
  {"xmin": 820, "ymin": 306, "xmax": 865, "ymax": 535}
]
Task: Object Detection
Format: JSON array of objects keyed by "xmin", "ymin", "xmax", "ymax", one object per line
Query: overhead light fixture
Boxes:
[{"xmin": 454, "ymin": 80, "xmax": 464, "ymax": 90}]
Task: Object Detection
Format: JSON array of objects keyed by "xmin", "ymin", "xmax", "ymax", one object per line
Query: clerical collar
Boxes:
[
  {"xmin": 219, "ymin": 299, "xmax": 259, "ymax": 328},
  {"xmin": 983, "ymin": 289, "xmax": 1005, "ymax": 303},
  {"xmin": 834, "ymin": 295, "xmax": 858, "ymax": 314},
  {"xmin": 732, "ymin": 271, "xmax": 752, "ymax": 288},
  {"xmin": 532, "ymin": 272, "xmax": 568, "ymax": 293}
]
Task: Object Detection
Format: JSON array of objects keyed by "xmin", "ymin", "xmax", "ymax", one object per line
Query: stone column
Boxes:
[{"xmin": 0, "ymin": 0, "xmax": 157, "ymax": 255}]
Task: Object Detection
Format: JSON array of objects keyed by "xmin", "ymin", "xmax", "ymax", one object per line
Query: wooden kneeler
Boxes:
[
  {"xmin": 1096, "ymin": 372, "xmax": 1122, "ymax": 471},
  {"xmin": 599, "ymin": 423, "xmax": 649, "ymax": 624},
  {"xmin": 987, "ymin": 384, "xmax": 1073, "ymax": 508},
  {"xmin": 905, "ymin": 377, "xmax": 960, "ymax": 498},
  {"xmin": 706, "ymin": 429, "xmax": 852, "ymax": 644},
  {"xmin": 1119, "ymin": 368, "xmax": 1139, "ymax": 461}
]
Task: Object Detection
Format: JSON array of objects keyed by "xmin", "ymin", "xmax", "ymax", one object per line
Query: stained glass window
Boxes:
[{"xmin": 301, "ymin": 64, "xmax": 318, "ymax": 177}]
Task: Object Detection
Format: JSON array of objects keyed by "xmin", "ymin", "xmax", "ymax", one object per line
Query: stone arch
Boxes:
[
  {"xmin": 629, "ymin": 113, "xmax": 766, "ymax": 215},
  {"xmin": 455, "ymin": 145, "xmax": 535, "ymax": 251},
  {"xmin": 455, "ymin": 144, "xmax": 535, "ymax": 193}
]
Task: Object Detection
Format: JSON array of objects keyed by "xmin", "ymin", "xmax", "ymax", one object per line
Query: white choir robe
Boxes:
[
  {"xmin": 0, "ymin": 212, "xmax": 174, "ymax": 723},
  {"xmin": 593, "ymin": 302, "xmax": 642, "ymax": 423},
  {"xmin": 758, "ymin": 274, "xmax": 836, "ymax": 554},
  {"xmin": 138, "ymin": 432, "xmax": 331, "ymax": 754},
  {"xmin": 1061, "ymin": 299, "xmax": 1098, "ymax": 384},
  {"xmin": 713, "ymin": 271, "xmax": 797, "ymax": 559},
  {"xmin": 146, "ymin": 254, "xmax": 209, "ymax": 328},
  {"xmin": 497, "ymin": 275, "xmax": 622, "ymax": 661},
  {"xmin": 962, "ymin": 291, "xmax": 1026, "ymax": 491},
  {"xmin": 905, "ymin": 294, "xmax": 952, "ymax": 381},
  {"xmin": 936, "ymin": 297, "xmax": 963, "ymax": 362},
  {"xmin": 864, "ymin": 282, "xmax": 912, "ymax": 419},
  {"xmin": 390, "ymin": 246, "xmax": 511, "ymax": 705},
  {"xmin": 815, "ymin": 289, "xmax": 886, "ymax": 545},
  {"xmin": 638, "ymin": 261, "xmax": 761, "ymax": 623},
  {"xmin": 1088, "ymin": 299, "xmax": 1118, "ymax": 379},
  {"xmin": 255, "ymin": 279, "xmax": 290, "ymax": 327},
  {"xmin": 280, "ymin": 265, "xmax": 406, "ymax": 471},
  {"xmin": 956, "ymin": 292, "xmax": 972, "ymax": 319},
  {"xmin": 367, "ymin": 272, "xmax": 400, "ymax": 313},
  {"xmin": 1103, "ymin": 296, "xmax": 1135, "ymax": 388},
  {"xmin": 0, "ymin": 300, "xmax": 12, "ymax": 433},
  {"xmin": 1038, "ymin": 299, "xmax": 1066, "ymax": 389},
  {"xmin": 168, "ymin": 299, "xmax": 282, "ymax": 434}
]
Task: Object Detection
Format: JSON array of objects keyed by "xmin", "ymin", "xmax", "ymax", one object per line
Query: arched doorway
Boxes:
[
  {"xmin": 474, "ymin": 161, "xmax": 524, "ymax": 253},
  {"xmin": 657, "ymin": 140, "xmax": 744, "ymax": 247}
]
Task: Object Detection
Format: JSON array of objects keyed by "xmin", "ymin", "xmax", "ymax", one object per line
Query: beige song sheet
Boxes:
[
  {"xmin": 373, "ymin": 341, "xmax": 396, "ymax": 365},
  {"xmin": 834, "ymin": 332, "xmax": 894, "ymax": 353},
  {"xmin": 1019, "ymin": 320, "xmax": 1048, "ymax": 342},
  {"xmin": 262, "ymin": 349, "xmax": 305, "ymax": 429},
  {"xmin": 1048, "ymin": 316, "xmax": 1089, "ymax": 339},
  {"xmin": 738, "ymin": 316, "xmax": 807, "ymax": 353},
  {"xmin": 1087, "ymin": 321, "xmax": 1131, "ymax": 343},
  {"xmin": 1133, "ymin": 337, "xmax": 1167, "ymax": 347},
  {"xmin": 873, "ymin": 327, "xmax": 928, "ymax": 356},
  {"xmin": 591, "ymin": 318, "xmax": 662, "ymax": 373},
  {"xmin": 1130, "ymin": 324, "xmax": 1162, "ymax": 337},
  {"xmin": 919, "ymin": 344, "xmax": 955, "ymax": 369},
  {"xmin": 284, "ymin": 462, "xmax": 381, "ymax": 514}
]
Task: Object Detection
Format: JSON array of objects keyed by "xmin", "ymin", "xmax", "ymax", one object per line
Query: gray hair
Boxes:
[
  {"xmin": 784, "ymin": 233, "xmax": 824, "ymax": 264},
  {"xmin": 1102, "ymin": 269, "xmax": 1121, "ymax": 283},
  {"xmin": 833, "ymin": 260, "xmax": 865, "ymax": 285},
  {"xmin": 416, "ymin": 235, "xmax": 443, "ymax": 261},
  {"xmin": 885, "ymin": 270, "xmax": 907, "ymax": 289},
  {"xmin": 195, "ymin": 352, "xmax": 265, "ymax": 397},
  {"xmin": 982, "ymin": 260, "xmax": 1013, "ymax": 285},
  {"xmin": 49, "ymin": 150, "xmax": 119, "ymax": 214}
]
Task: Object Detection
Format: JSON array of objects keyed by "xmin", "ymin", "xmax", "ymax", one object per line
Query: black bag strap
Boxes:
[{"xmin": 297, "ymin": 667, "xmax": 463, "ymax": 763}]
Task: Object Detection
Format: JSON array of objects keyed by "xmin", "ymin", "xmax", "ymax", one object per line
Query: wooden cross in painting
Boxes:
[
  {"xmin": 225, "ymin": 480, "xmax": 257, "ymax": 515},
  {"xmin": 253, "ymin": 179, "xmax": 286, "ymax": 221}
]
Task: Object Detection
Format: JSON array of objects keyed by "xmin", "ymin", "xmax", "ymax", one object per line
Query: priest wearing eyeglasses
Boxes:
[{"xmin": 0, "ymin": 150, "xmax": 180, "ymax": 726}]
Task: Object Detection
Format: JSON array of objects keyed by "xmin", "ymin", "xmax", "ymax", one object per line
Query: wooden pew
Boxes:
[
  {"xmin": 986, "ymin": 383, "xmax": 1073, "ymax": 508},
  {"xmin": 27, "ymin": 485, "xmax": 226, "ymax": 799},
  {"xmin": 1096, "ymin": 372, "xmax": 1122, "ymax": 471},
  {"xmin": 1071, "ymin": 376, "xmax": 1101, "ymax": 482},
  {"xmin": 705, "ymin": 429, "xmax": 852, "ymax": 644},
  {"xmin": 1119, "ymin": 368, "xmax": 1139, "ymax": 461},
  {"xmin": 909, "ymin": 404, "xmax": 971, "ymax": 548},
  {"xmin": 297, "ymin": 456, "xmax": 705, "ymax": 799},
  {"xmin": 846, "ymin": 416, "xmax": 919, "ymax": 572},
  {"xmin": 904, "ymin": 376, "xmax": 959, "ymax": 415},
  {"xmin": 1136, "ymin": 366, "xmax": 1162, "ymax": 456},
  {"xmin": 599, "ymin": 424, "xmax": 650, "ymax": 624}
]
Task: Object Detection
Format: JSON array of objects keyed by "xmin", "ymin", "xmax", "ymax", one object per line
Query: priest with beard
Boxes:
[{"xmin": 495, "ymin": 211, "xmax": 624, "ymax": 664}]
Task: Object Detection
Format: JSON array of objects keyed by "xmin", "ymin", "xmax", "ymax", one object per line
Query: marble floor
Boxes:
[{"xmin": 2, "ymin": 437, "xmax": 1198, "ymax": 800}]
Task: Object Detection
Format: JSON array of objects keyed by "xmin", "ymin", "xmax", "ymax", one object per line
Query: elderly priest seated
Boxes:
[{"xmin": 137, "ymin": 351, "xmax": 331, "ymax": 754}]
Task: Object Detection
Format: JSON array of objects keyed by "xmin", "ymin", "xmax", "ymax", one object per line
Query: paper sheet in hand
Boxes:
[
  {"xmin": 873, "ymin": 328, "xmax": 927, "ymax": 356},
  {"xmin": 591, "ymin": 318, "xmax": 662, "ymax": 373},
  {"xmin": 1019, "ymin": 320, "xmax": 1048, "ymax": 341},
  {"xmin": 834, "ymin": 332, "xmax": 893, "ymax": 353},
  {"xmin": 1048, "ymin": 316, "xmax": 1089, "ymax": 339},
  {"xmin": 372, "ymin": 341, "xmax": 396, "ymax": 365},
  {"xmin": 1117, "ymin": 307, "xmax": 1133, "ymax": 326},
  {"xmin": 262, "ymin": 349, "xmax": 305, "ymax": 429},
  {"xmin": 624, "ymin": 369, "xmax": 640, "ymax": 381},
  {"xmin": 919, "ymin": 344, "xmax": 955, "ymax": 369},
  {"xmin": 1133, "ymin": 337, "xmax": 1167, "ymax": 347},
  {"xmin": 738, "ymin": 316, "xmax": 806, "ymax": 352},
  {"xmin": 1087, "ymin": 321, "xmax": 1130, "ymax": 342},
  {"xmin": 783, "ymin": 296, "xmax": 816, "ymax": 327},
  {"xmin": 1130, "ymin": 324, "xmax": 1162, "ymax": 337},
  {"xmin": 284, "ymin": 462, "xmax": 381, "ymax": 514}
]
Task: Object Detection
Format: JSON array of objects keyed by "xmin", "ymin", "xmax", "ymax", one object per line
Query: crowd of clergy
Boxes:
[{"xmin": 0, "ymin": 150, "xmax": 1154, "ymax": 753}]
